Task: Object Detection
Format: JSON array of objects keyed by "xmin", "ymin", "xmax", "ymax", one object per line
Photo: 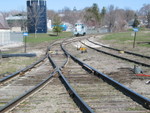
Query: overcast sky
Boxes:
[{"xmin": 0, "ymin": 0, "xmax": 150, "ymax": 11}]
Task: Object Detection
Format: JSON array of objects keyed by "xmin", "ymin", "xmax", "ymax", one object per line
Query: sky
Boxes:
[{"xmin": 0, "ymin": 0, "xmax": 150, "ymax": 12}]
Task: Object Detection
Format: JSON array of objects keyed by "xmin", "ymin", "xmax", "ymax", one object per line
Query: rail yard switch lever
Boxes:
[{"xmin": 134, "ymin": 65, "xmax": 143, "ymax": 74}]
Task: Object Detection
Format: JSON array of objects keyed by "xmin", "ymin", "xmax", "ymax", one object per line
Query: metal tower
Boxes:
[{"xmin": 27, "ymin": 0, "xmax": 47, "ymax": 33}]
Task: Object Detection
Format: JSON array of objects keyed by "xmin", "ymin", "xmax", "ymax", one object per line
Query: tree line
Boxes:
[
  {"xmin": 47, "ymin": 3, "xmax": 150, "ymax": 33},
  {"xmin": 1, "ymin": 3, "xmax": 150, "ymax": 34}
]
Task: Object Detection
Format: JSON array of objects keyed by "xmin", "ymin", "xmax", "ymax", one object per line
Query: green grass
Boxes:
[
  {"xmin": 125, "ymin": 107, "xmax": 144, "ymax": 111},
  {"xmin": 103, "ymin": 32, "xmax": 133, "ymax": 42},
  {"xmin": 0, "ymin": 57, "xmax": 38, "ymax": 74},
  {"xmin": 102, "ymin": 31, "xmax": 150, "ymax": 47},
  {"xmin": 25, "ymin": 31, "xmax": 72, "ymax": 44}
]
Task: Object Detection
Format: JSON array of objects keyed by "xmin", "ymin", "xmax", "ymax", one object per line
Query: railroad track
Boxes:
[
  {"xmin": 77, "ymin": 38, "xmax": 150, "ymax": 95},
  {"xmin": 0, "ymin": 40, "xmax": 56, "ymax": 112},
  {"xmin": 81, "ymin": 39, "xmax": 150, "ymax": 67},
  {"xmin": 0, "ymin": 56, "xmax": 47, "ymax": 85},
  {"xmin": 65, "ymin": 37, "xmax": 150, "ymax": 96},
  {"xmin": 0, "ymin": 36, "xmax": 150, "ymax": 113},
  {"xmin": 49, "ymin": 39, "xmax": 150, "ymax": 112},
  {"xmin": 10, "ymin": 74, "xmax": 81, "ymax": 113},
  {"xmin": 0, "ymin": 55, "xmax": 54, "ymax": 113},
  {"xmin": 0, "ymin": 40, "xmax": 62, "ymax": 85},
  {"xmin": 62, "ymin": 56, "xmax": 149, "ymax": 112},
  {"xmin": 0, "ymin": 42, "xmax": 82, "ymax": 113},
  {"xmin": 88, "ymin": 38, "xmax": 150, "ymax": 59},
  {"xmin": 49, "ymin": 43, "xmax": 94, "ymax": 113}
]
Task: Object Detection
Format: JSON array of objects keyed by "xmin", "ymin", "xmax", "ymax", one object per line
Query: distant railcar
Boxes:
[{"xmin": 73, "ymin": 23, "xmax": 86, "ymax": 36}]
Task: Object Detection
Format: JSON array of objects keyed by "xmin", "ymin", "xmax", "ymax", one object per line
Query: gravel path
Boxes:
[{"xmin": 11, "ymin": 77, "xmax": 81, "ymax": 113}]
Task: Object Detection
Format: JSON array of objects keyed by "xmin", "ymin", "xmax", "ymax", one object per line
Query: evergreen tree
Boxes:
[
  {"xmin": 85, "ymin": 3, "xmax": 101, "ymax": 28},
  {"xmin": 73, "ymin": 7, "xmax": 77, "ymax": 11},
  {"xmin": 101, "ymin": 7, "xmax": 106, "ymax": 26},
  {"xmin": 101, "ymin": 7, "xmax": 106, "ymax": 17},
  {"xmin": 132, "ymin": 14, "xmax": 140, "ymax": 28}
]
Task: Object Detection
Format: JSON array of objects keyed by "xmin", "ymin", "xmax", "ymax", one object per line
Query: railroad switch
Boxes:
[
  {"xmin": 133, "ymin": 65, "xmax": 150, "ymax": 78},
  {"xmin": 79, "ymin": 47, "xmax": 87, "ymax": 53},
  {"xmin": 54, "ymin": 73, "xmax": 59, "ymax": 77}
]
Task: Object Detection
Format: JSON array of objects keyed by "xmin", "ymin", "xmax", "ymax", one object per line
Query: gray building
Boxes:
[
  {"xmin": 6, "ymin": 15, "xmax": 27, "ymax": 32},
  {"xmin": 27, "ymin": 0, "xmax": 47, "ymax": 33}
]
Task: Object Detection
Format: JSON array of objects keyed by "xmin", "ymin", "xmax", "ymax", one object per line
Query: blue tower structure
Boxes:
[{"xmin": 27, "ymin": 0, "xmax": 47, "ymax": 33}]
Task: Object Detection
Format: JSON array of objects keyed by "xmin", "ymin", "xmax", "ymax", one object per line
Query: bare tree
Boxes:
[
  {"xmin": 0, "ymin": 13, "xmax": 9, "ymax": 28},
  {"xmin": 124, "ymin": 9, "xmax": 135, "ymax": 23},
  {"xmin": 115, "ymin": 9, "xmax": 128, "ymax": 31},
  {"xmin": 60, "ymin": 7, "xmax": 74, "ymax": 24},
  {"xmin": 47, "ymin": 10, "xmax": 57, "ymax": 21},
  {"xmin": 60, "ymin": 7, "xmax": 82, "ymax": 25},
  {"xmin": 139, "ymin": 4, "xmax": 150, "ymax": 28},
  {"xmin": 104, "ymin": 6, "xmax": 128, "ymax": 32},
  {"xmin": 20, "ymin": 11, "xmax": 27, "ymax": 32},
  {"xmin": 104, "ymin": 5, "xmax": 116, "ymax": 32}
]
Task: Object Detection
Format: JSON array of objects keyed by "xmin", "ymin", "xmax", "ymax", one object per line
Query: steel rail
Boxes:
[
  {"xmin": 81, "ymin": 41, "xmax": 150, "ymax": 67},
  {"xmin": 48, "ymin": 46, "xmax": 94, "ymax": 113},
  {"xmin": 57, "ymin": 69, "xmax": 94, "ymax": 113},
  {"xmin": 47, "ymin": 43, "xmax": 70, "ymax": 69},
  {"xmin": 0, "ymin": 41, "xmax": 62, "ymax": 112},
  {"xmin": 88, "ymin": 39, "xmax": 150, "ymax": 59},
  {"xmin": 0, "ymin": 55, "xmax": 47, "ymax": 84},
  {"xmin": 0, "ymin": 70, "xmax": 56, "ymax": 113},
  {"xmin": 61, "ymin": 43, "xmax": 150, "ymax": 110}
]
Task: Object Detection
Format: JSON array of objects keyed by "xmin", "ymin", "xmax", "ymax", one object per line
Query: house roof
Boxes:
[
  {"xmin": 6, "ymin": 16, "xmax": 27, "ymax": 20},
  {"xmin": 0, "ymin": 13, "xmax": 9, "ymax": 29}
]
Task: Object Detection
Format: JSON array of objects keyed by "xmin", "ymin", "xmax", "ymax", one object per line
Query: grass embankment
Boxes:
[
  {"xmin": 0, "ymin": 32, "xmax": 72, "ymax": 75},
  {"xmin": 102, "ymin": 31, "xmax": 150, "ymax": 47},
  {"xmin": 0, "ymin": 57, "xmax": 38, "ymax": 75},
  {"xmin": 26, "ymin": 32, "xmax": 72, "ymax": 44}
]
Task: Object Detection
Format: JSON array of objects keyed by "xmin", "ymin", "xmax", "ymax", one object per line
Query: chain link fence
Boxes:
[
  {"xmin": 0, "ymin": 31, "xmax": 23, "ymax": 46},
  {"xmin": 87, "ymin": 27, "xmax": 109, "ymax": 35}
]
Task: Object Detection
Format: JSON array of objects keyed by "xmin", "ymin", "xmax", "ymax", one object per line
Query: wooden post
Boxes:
[{"xmin": 133, "ymin": 32, "xmax": 136, "ymax": 48}]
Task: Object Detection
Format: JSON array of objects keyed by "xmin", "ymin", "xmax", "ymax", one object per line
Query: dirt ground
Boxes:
[
  {"xmin": 0, "ymin": 41, "xmax": 52, "ymax": 77},
  {"xmin": 2, "ymin": 34, "xmax": 149, "ymax": 99},
  {"xmin": 0, "ymin": 34, "xmax": 150, "ymax": 112}
]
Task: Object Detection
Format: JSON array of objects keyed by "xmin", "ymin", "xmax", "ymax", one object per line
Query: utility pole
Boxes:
[
  {"xmin": 23, "ymin": 32, "xmax": 28, "ymax": 53},
  {"xmin": 133, "ymin": 31, "xmax": 136, "ymax": 48}
]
